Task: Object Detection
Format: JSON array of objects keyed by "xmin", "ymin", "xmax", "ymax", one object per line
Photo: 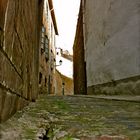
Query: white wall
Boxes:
[{"xmin": 84, "ymin": 0, "xmax": 140, "ymax": 87}]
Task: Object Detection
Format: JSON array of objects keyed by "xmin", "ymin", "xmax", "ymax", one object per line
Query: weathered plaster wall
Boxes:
[
  {"xmin": 0, "ymin": 0, "xmax": 42, "ymax": 122},
  {"xmin": 84, "ymin": 0, "xmax": 140, "ymax": 94}
]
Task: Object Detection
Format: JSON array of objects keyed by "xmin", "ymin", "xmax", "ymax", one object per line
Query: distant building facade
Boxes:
[
  {"xmin": 55, "ymin": 70, "xmax": 73, "ymax": 96},
  {"xmin": 60, "ymin": 49, "xmax": 73, "ymax": 62},
  {"xmin": 0, "ymin": 0, "xmax": 44, "ymax": 122},
  {"xmin": 39, "ymin": 0, "xmax": 58, "ymax": 94},
  {"xmin": 74, "ymin": 0, "xmax": 140, "ymax": 95},
  {"xmin": 55, "ymin": 49, "xmax": 74, "ymax": 95}
]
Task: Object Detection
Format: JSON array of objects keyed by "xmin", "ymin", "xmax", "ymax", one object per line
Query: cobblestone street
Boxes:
[{"xmin": 1, "ymin": 95, "xmax": 140, "ymax": 140}]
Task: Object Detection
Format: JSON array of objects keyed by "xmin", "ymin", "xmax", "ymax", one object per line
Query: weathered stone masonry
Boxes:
[
  {"xmin": 73, "ymin": 2, "xmax": 87, "ymax": 95},
  {"xmin": 0, "ymin": 0, "xmax": 43, "ymax": 122}
]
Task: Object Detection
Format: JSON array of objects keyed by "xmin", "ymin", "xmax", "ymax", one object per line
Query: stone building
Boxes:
[
  {"xmin": 55, "ymin": 49, "xmax": 74, "ymax": 95},
  {"xmin": 39, "ymin": 0, "xmax": 58, "ymax": 94},
  {"xmin": 55, "ymin": 70, "xmax": 73, "ymax": 96},
  {"xmin": 0, "ymin": 0, "xmax": 44, "ymax": 122},
  {"xmin": 74, "ymin": 0, "xmax": 140, "ymax": 95},
  {"xmin": 60, "ymin": 49, "xmax": 73, "ymax": 62},
  {"xmin": 73, "ymin": 1, "xmax": 87, "ymax": 95}
]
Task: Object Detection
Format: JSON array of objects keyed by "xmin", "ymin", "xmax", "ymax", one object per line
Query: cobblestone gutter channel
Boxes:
[{"xmin": 0, "ymin": 95, "xmax": 140, "ymax": 140}]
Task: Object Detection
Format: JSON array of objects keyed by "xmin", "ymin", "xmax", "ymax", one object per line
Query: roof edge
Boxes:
[{"xmin": 48, "ymin": 0, "xmax": 58, "ymax": 35}]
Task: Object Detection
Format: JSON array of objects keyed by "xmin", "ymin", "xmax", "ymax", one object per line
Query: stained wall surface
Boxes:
[{"xmin": 84, "ymin": 0, "xmax": 140, "ymax": 94}]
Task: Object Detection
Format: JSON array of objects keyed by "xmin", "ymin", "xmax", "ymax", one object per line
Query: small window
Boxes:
[
  {"xmin": 40, "ymin": 26, "xmax": 46, "ymax": 53},
  {"xmin": 45, "ymin": 77, "xmax": 47, "ymax": 87},
  {"xmin": 45, "ymin": 35, "xmax": 49, "ymax": 60},
  {"xmin": 41, "ymin": 48, "xmax": 44, "ymax": 55},
  {"xmin": 39, "ymin": 72, "xmax": 42, "ymax": 84}
]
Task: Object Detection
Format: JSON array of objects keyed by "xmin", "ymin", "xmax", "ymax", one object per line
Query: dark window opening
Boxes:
[
  {"xmin": 41, "ymin": 48, "xmax": 44, "ymax": 55},
  {"xmin": 45, "ymin": 77, "xmax": 47, "ymax": 87},
  {"xmin": 39, "ymin": 72, "xmax": 42, "ymax": 84},
  {"xmin": 45, "ymin": 57, "xmax": 49, "ymax": 62}
]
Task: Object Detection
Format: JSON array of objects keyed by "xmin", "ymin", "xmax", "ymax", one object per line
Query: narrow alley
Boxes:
[
  {"xmin": 1, "ymin": 95, "xmax": 140, "ymax": 140},
  {"xmin": 0, "ymin": 0, "xmax": 140, "ymax": 140}
]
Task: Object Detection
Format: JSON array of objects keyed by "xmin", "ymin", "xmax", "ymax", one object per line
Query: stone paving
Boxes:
[{"xmin": 0, "ymin": 95, "xmax": 140, "ymax": 140}]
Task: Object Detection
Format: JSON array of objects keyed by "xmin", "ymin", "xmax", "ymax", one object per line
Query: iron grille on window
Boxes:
[
  {"xmin": 45, "ymin": 35, "xmax": 49, "ymax": 61},
  {"xmin": 41, "ymin": 26, "xmax": 46, "ymax": 54}
]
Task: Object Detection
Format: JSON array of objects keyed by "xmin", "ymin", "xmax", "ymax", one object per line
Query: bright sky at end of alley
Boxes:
[{"xmin": 53, "ymin": 0, "xmax": 81, "ymax": 54}]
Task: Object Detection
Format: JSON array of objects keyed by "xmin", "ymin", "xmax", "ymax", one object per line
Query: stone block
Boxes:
[
  {"xmin": 9, "ymin": 94, "xmax": 19, "ymax": 117},
  {"xmin": 0, "ymin": 50, "xmax": 23, "ymax": 95},
  {"xmin": 0, "ymin": 88, "xmax": 6, "ymax": 122},
  {"xmin": 0, "ymin": 52, "xmax": 3, "ymax": 81},
  {"xmin": 0, "ymin": 28, "xmax": 4, "ymax": 47},
  {"xmin": 0, "ymin": 91, "xmax": 13, "ymax": 122},
  {"xmin": 17, "ymin": 97, "xmax": 29, "ymax": 111},
  {"xmin": 134, "ymin": 80, "xmax": 140, "ymax": 94},
  {"xmin": 0, "ymin": 90, "xmax": 22, "ymax": 122}
]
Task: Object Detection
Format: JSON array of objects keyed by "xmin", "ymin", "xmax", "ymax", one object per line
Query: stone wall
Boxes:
[
  {"xmin": 73, "ymin": 2, "xmax": 87, "ymax": 95},
  {"xmin": 55, "ymin": 70, "xmax": 73, "ymax": 95},
  {"xmin": 0, "ymin": 0, "xmax": 42, "ymax": 122},
  {"xmin": 84, "ymin": 0, "xmax": 140, "ymax": 95}
]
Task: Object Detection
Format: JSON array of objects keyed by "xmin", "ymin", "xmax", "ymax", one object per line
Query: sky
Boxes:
[
  {"xmin": 53, "ymin": 0, "xmax": 80, "ymax": 54},
  {"xmin": 53, "ymin": 0, "xmax": 80, "ymax": 78}
]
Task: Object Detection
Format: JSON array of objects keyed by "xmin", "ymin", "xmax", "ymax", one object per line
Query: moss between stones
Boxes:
[{"xmin": 54, "ymin": 100, "xmax": 70, "ymax": 111}]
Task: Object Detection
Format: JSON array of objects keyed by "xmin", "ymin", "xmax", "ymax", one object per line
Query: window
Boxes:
[
  {"xmin": 40, "ymin": 26, "xmax": 46, "ymax": 54},
  {"xmin": 45, "ymin": 77, "xmax": 47, "ymax": 87},
  {"xmin": 39, "ymin": 72, "xmax": 42, "ymax": 84},
  {"xmin": 45, "ymin": 35, "xmax": 49, "ymax": 61}
]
